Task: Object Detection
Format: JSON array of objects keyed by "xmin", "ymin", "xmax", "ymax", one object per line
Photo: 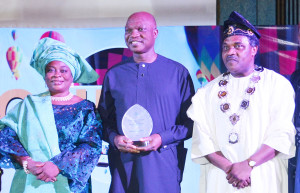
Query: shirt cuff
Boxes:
[{"xmin": 158, "ymin": 130, "xmax": 174, "ymax": 147}]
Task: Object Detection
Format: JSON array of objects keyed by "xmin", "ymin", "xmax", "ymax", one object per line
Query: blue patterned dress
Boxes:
[{"xmin": 0, "ymin": 100, "xmax": 102, "ymax": 193}]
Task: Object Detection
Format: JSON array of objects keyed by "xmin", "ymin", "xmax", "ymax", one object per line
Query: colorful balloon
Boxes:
[
  {"xmin": 196, "ymin": 69, "xmax": 208, "ymax": 87},
  {"xmin": 40, "ymin": 31, "xmax": 65, "ymax": 43},
  {"xmin": 6, "ymin": 46, "xmax": 23, "ymax": 80}
]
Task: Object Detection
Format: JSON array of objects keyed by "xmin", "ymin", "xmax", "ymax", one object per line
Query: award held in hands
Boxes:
[{"xmin": 122, "ymin": 104, "xmax": 153, "ymax": 147}]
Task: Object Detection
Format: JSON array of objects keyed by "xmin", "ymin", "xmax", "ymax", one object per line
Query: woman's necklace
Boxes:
[
  {"xmin": 51, "ymin": 92, "xmax": 74, "ymax": 102},
  {"xmin": 218, "ymin": 65, "xmax": 263, "ymax": 144}
]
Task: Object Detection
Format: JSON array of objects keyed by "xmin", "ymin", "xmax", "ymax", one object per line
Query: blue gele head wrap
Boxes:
[{"xmin": 30, "ymin": 37, "xmax": 99, "ymax": 83}]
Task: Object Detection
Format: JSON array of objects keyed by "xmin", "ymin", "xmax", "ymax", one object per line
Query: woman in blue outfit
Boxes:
[{"xmin": 0, "ymin": 37, "xmax": 102, "ymax": 193}]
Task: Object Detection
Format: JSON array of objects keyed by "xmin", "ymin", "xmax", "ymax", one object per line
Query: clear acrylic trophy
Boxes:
[{"xmin": 122, "ymin": 104, "xmax": 153, "ymax": 147}]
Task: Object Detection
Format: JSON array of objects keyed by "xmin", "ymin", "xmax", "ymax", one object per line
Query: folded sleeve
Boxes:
[
  {"xmin": 98, "ymin": 73, "xmax": 119, "ymax": 148},
  {"xmin": 263, "ymin": 75, "xmax": 296, "ymax": 159},
  {"xmin": 187, "ymin": 88, "xmax": 220, "ymax": 164},
  {"xmin": 0, "ymin": 126, "xmax": 29, "ymax": 168},
  {"xmin": 159, "ymin": 70, "xmax": 195, "ymax": 146},
  {"xmin": 51, "ymin": 107, "xmax": 102, "ymax": 192}
]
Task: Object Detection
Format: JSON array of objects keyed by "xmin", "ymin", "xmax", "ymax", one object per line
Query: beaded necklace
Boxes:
[
  {"xmin": 51, "ymin": 92, "xmax": 74, "ymax": 102},
  {"xmin": 218, "ymin": 65, "xmax": 263, "ymax": 144}
]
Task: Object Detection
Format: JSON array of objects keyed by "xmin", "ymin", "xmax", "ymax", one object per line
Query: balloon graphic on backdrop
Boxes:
[
  {"xmin": 40, "ymin": 31, "xmax": 65, "ymax": 43},
  {"xmin": 6, "ymin": 46, "xmax": 23, "ymax": 80},
  {"xmin": 196, "ymin": 69, "xmax": 208, "ymax": 87}
]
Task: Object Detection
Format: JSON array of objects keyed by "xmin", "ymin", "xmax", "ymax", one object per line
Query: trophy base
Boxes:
[{"xmin": 133, "ymin": 141, "xmax": 149, "ymax": 147}]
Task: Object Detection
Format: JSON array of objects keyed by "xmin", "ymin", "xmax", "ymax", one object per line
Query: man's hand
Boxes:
[
  {"xmin": 114, "ymin": 135, "xmax": 140, "ymax": 153},
  {"xmin": 36, "ymin": 161, "xmax": 59, "ymax": 182},
  {"xmin": 226, "ymin": 160, "xmax": 252, "ymax": 189},
  {"xmin": 136, "ymin": 134, "xmax": 162, "ymax": 152}
]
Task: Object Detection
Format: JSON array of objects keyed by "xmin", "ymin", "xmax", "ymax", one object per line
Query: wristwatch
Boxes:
[{"xmin": 248, "ymin": 159, "xmax": 256, "ymax": 168}]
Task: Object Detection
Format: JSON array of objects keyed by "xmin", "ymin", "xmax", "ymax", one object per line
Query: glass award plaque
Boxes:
[{"xmin": 122, "ymin": 104, "xmax": 153, "ymax": 147}]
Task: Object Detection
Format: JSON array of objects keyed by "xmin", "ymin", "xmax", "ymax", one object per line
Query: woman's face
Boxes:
[{"xmin": 45, "ymin": 61, "xmax": 73, "ymax": 95}]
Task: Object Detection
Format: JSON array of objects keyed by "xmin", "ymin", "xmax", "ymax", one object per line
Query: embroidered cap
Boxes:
[
  {"xmin": 223, "ymin": 11, "xmax": 261, "ymax": 40},
  {"xmin": 30, "ymin": 37, "xmax": 99, "ymax": 84}
]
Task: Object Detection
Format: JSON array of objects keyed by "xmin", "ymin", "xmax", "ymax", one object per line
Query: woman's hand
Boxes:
[
  {"xmin": 12, "ymin": 155, "xmax": 45, "ymax": 176},
  {"xmin": 12, "ymin": 155, "xmax": 59, "ymax": 182},
  {"xmin": 27, "ymin": 158, "xmax": 45, "ymax": 175},
  {"xmin": 36, "ymin": 161, "xmax": 60, "ymax": 182}
]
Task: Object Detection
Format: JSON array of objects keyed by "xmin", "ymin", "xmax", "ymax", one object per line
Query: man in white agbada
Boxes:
[{"xmin": 187, "ymin": 11, "xmax": 295, "ymax": 193}]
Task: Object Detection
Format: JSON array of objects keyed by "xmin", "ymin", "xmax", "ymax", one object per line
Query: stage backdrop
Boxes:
[{"xmin": 0, "ymin": 25, "xmax": 299, "ymax": 193}]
